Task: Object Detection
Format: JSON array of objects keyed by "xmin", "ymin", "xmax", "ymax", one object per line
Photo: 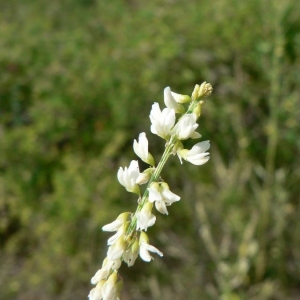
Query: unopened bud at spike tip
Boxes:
[{"xmin": 192, "ymin": 82, "xmax": 213, "ymax": 100}]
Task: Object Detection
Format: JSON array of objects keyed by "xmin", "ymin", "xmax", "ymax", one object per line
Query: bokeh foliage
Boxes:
[{"xmin": 1, "ymin": 0, "xmax": 300, "ymax": 299}]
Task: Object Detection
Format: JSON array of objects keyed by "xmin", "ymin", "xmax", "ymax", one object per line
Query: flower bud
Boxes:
[
  {"xmin": 198, "ymin": 82, "xmax": 213, "ymax": 98},
  {"xmin": 171, "ymin": 91, "xmax": 191, "ymax": 104},
  {"xmin": 192, "ymin": 84, "xmax": 200, "ymax": 100},
  {"xmin": 192, "ymin": 101, "xmax": 204, "ymax": 119},
  {"xmin": 192, "ymin": 82, "xmax": 213, "ymax": 100},
  {"xmin": 133, "ymin": 132, "xmax": 155, "ymax": 166}
]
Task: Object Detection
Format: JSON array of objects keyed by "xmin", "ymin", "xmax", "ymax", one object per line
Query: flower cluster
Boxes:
[{"xmin": 89, "ymin": 82, "xmax": 212, "ymax": 300}]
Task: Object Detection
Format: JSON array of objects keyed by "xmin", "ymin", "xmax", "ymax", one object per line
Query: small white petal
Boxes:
[
  {"xmin": 161, "ymin": 188, "xmax": 180, "ymax": 204},
  {"xmin": 107, "ymin": 239, "xmax": 126, "ymax": 260},
  {"xmin": 102, "ymin": 219, "xmax": 123, "ymax": 232},
  {"xmin": 88, "ymin": 281, "xmax": 104, "ymax": 300},
  {"xmin": 102, "ymin": 274, "xmax": 117, "ymax": 300},
  {"xmin": 133, "ymin": 132, "xmax": 148, "ymax": 162},
  {"xmin": 185, "ymin": 141, "xmax": 210, "ymax": 165},
  {"xmin": 186, "ymin": 154, "xmax": 210, "ymax": 165},
  {"xmin": 189, "ymin": 140, "xmax": 210, "ymax": 154},
  {"xmin": 164, "ymin": 87, "xmax": 184, "ymax": 113},
  {"xmin": 91, "ymin": 269, "xmax": 109, "ymax": 285},
  {"xmin": 171, "ymin": 114, "xmax": 198, "ymax": 140},
  {"xmin": 139, "ymin": 241, "xmax": 163, "ymax": 262},
  {"xmin": 148, "ymin": 186, "xmax": 162, "ymax": 203},
  {"xmin": 136, "ymin": 211, "xmax": 156, "ymax": 231},
  {"xmin": 190, "ymin": 132, "xmax": 202, "ymax": 139},
  {"xmin": 107, "ymin": 230, "xmax": 123, "ymax": 246},
  {"xmin": 171, "ymin": 91, "xmax": 191, "ymax": 103},
  {"xmin": 139, "ymin": 246, "xmax": 152, "ymax": 262},
  {"xmin": 155, "ymin": 200, "xmax": 169, "ymax": 215}
]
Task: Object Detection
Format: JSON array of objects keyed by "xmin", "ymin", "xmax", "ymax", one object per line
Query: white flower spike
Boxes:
[
  {"xmin": 90, "ymin": 83, "xmax": 213, "ymax": 299},
  {"xmin": 133, "ymin": 132, "xmax": 155, "ymax": 166},
  {"xmin": 117, "ymin": 160, "xmax": 140, "ymax": 194},
  {"xmin": 150, "ymin": 103, "xmax": 175, "ymax": 140}
]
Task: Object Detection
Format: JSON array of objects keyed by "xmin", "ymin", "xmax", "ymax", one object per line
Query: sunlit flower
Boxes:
[
  {"xmin": 148, "ymin": 182, "xmax": 180, "ymax": 215},
  {"xmin": 102, "ymin": 272, "xmax": 122, "ymax": 300},
  {"xmin": 102, "ymin": 212, "xmax": 131, "ymax": 232},
  {"xmin": 91, "ymin": 258, "xmax": 122, "ymax": 285},
  {"xmin": 123, "ymin": 239, "xmax": 139, "ymax": 267},
  {"xmin": 107, "ymin": 222, "xmax": 128, "ymax": 246},
  {"xmin": 133, "ymin": 132, "xmax": 155, "ymax": 166},
  {"xmin": 164, "ymin": 87, "xmax": 184, "ymax": 113},
  {"xmin": 136, "ymin": 201, "xmax": 156, "ymax": 231},
  {"xmin": 88, "ymin": 280, "xmax": 105, "ymax": 300},
  {"xmin": 117, "ymin": 160, "xmax": 140, "ymax": 194},
  {"xmin": 150, "ymin": 103, "xmax": 175, "ymax": 140},
  {"xmin": 171, "ymin": 114, "xmax": 200, "ymax": 140},
  {"xmin": 139, "ymin": 231, "xmax": 163, "ymax": 262},
  {"xmin": 107, "ymin": 236, "xmax": 127, "ymax": 260},
  {"xmin": 177, "ymin": 141, "xmax": 210, "ymax": 165}
]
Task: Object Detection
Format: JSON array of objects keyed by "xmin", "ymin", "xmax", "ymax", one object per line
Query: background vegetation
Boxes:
[{"xmin": 1, "ymin": 0, "xmax": 300, "ymax": 299}]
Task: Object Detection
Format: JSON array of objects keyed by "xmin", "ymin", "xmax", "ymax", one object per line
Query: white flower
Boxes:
[
  {"xmin": 107, "ymin": 223, "xmax": 127, "ymax": 246},
  {"xmin": 170, "ymin": 89, "xmax": 191, "ymax": 104},
  {"xmin": 178, "ymin": 141, "xmax": 210, "ymax": 165},
  {"xmin": 136, "ymin": 201, "xmax": 156, "ymax": 231},
  {"xmin": 148, "ymin": 182, "xmax": 180, "ymax": 215},
  {"xmin": 123, "ymin": 239, "xmax": 139, "ymax": 267},
  {"xmin": 164, "ymin": 87, "xmax": 184, "ymax": 113},
  {"xmin": 88, "ymin": 280, "xmax": 105, "ymax": 300},
  {"xmin": 171, "ymin": 114, "xmax": 200, "ymax": 140},
  {"xmin": 102, "ymin": 212, "xmax": 131, "ymax": 232},
  {"xmin": 133, "ymin": 132, "xmax": 154, "ymax": 166},
  {"xmin": 150, "ymin": 103, "xmax": 175, "ymax": 139},
  {"xmin": 139, "ymin": 231, "xmax": 163, "ymax": 262},
  {"xmin": 91, "ymin": 258, "xmax": 122, "ymax": 285},
  {"xmin": 102, "ymin": 272, "xmax": 119, "ymax": 300},
  {"xmin": 107, "ymin": 236, "xmax": 127, "ymax": 260},
  {"xmin": 117, "ymin": 160, "xmax": 140, "ymax": 194}
]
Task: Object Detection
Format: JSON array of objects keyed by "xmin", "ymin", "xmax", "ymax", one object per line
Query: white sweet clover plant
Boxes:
[{"xmin": 89, "ymin": 82, "xmax": 213, "ymax": 300}]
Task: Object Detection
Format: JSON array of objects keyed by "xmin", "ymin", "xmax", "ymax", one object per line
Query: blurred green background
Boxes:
[{"xmin": 1, "ymin": 0, "xmax": 300, "ymax": 299}]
